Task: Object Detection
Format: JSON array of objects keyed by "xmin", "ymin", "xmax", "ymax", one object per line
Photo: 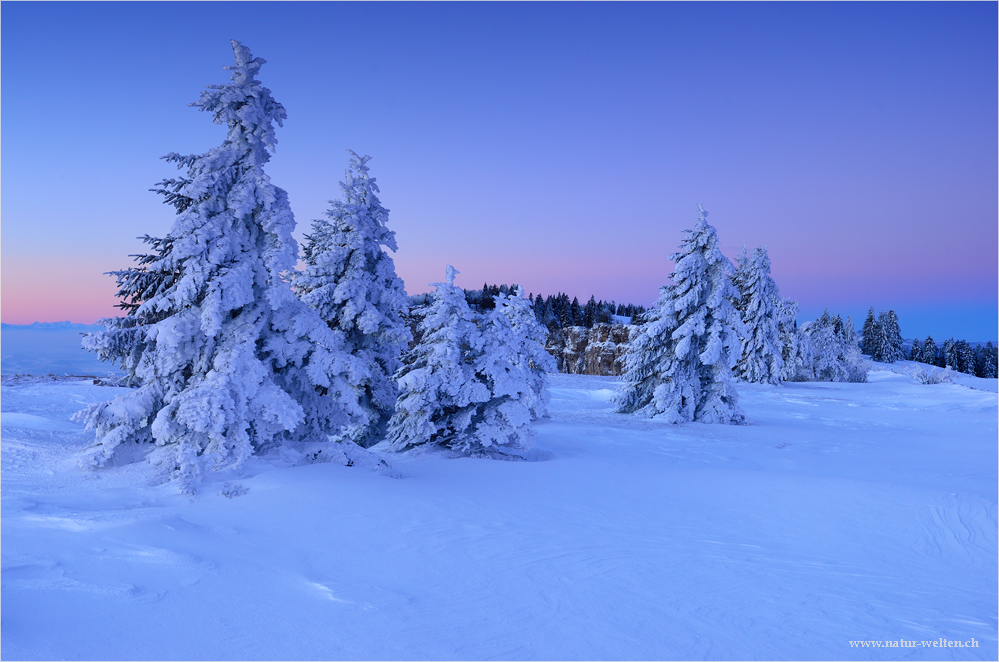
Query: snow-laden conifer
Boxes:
[
  {"xmin": 876, "ymin": 310, "xmax": 905, "ymax": 363},
  {"xmin": 920, "ymin": 336, "xmax": 938, "ymax": 365},
  {"xmin": 388, "ymin": 271, "xmax": 553, "ymax": 457},
  {"xmin": 776, "ymin": 297, "xmax": 810, "ymax": 381},
  {"xmin": 388, "ymin": 266, "xmax": 490, "ymax": 452},
  {"xmin": 294, "ymin": 151, "xmax": 411, "ymax": 447},
  {"xmin": 979, "ymin": 342, "xmax": 998, "ymax": 378},
  {"xmin": 733, "ymin": 247, "xmax": 784, "ymax": 384},
  {"xmin": 908, "ymin": 338, "xmax": 922, "ymax": 362},
  {"xmin": 798, "ymin": 311, "xmax": 868, "ymax": 382},
  {"xmin": 860, "ymin": 307, "xmax": 878, "ymax": 356},
  {"xmin": 77, "ymin": 42, "xmax": 364, "ymax": 489},
  {"xmin": 493, "ymin": 287, "xmax": 557, "ymax": 420},
  {"xmin": 617, "ymin": 206, "xmax": 746, "ymax": 424}
]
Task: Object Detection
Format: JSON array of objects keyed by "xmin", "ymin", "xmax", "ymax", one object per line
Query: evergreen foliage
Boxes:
[
  {"xmin": 388, "ymin": 268, "xmax": 554, "ymax": 457},
  {"xmin": 920, "ymin": 336, "xmax": 938, "ymax": 365},
  {"xmin": 294, "ymin": 151, "xmax": 412, "ymax": 447},
  {"xmin": 878, "ymin": 310, "xmax": 905, "ymax": 363},
  {"xmin": 860, "ymin": 307, "xmax": 878, "ymax": 356},
  {"xmin": 979, "ymin": 342, "xmax": 998, "ymax": 378},
  {"xmin": 796, "ymin": 310, "xmax": 868, "ymax": 382},
  {"xmin": 616, "ymin": 206, "xmax": 746, "ymax": 424},
  {"xmin": 732, "ymin": 246, "xmax": 784, "ymax": 384},
  {"xmin": 776, "ymin": 297, "xmax": 809, "ymax": 381},
  {"xmin": 77, "ymin": 42, "xmax": 363, "ymax": 489}
]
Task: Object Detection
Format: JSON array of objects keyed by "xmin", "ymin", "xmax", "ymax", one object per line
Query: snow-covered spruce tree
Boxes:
[
  {"xmin": 860, "ymin": 307, "xmax": 878, "ymax": 357},
  {"xmin": 616, "ymin": 206, "xmax": 746, "ymax": 424},
  {"xmin": 799, "ymin": 311, "xmax": 867, "ymax": 382},
  {"xmin": 954, "ymin": 339, "xmax": 976, "ymax": 375},
  {"xmin": 979, "ymin": 342, "xmax": 998, "ymax": 378},
  {"xmin": 920, "ymin": 336, "xmax": 938, "ymax": 366},
  {"xmin": 876, "ymin": 309, "xmax": 905, "ymax": 363},
  {"xmin": 942, "ymin": 338, "xmax": 957, "ymax": 368},
  {"xmin": 387, "ymin": 266, "xmax": 490, "ymax": 452},
  {"xmin": 733, "ymin": 246, "xmax": 784, "ymax": 384},
  {"xmin": 388, "ymin": 271, "xmax": 553, "ymax": 457},
  {"xmin": 77, "ymin": 42, "xmax": 365, "ymax": 489},
  {"xmin": 730, "ymin": 247, "xmax": 750, "ymax": 313},
  {"xmin": 775, "ymin": 297, "xmax": 809, "ymax": 381},
  {"xmin": 467, "ymin": 290, "xmax": 554, "ymax": 454},
  {"xmin": 908, "ymin": 338, "xmax": 922, "ymax": 362},
  {"xmin": 294, "ymin": 151, "xmax": 411, "ymax": 447},
  {"xmin": 493, "ymin": 287, "xmax": 557, "ymax": 420}
]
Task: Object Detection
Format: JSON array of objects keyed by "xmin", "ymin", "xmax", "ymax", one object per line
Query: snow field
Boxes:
[{"xmin": 2, "ymin": 371, "xmax": 996, "ymax": 660}]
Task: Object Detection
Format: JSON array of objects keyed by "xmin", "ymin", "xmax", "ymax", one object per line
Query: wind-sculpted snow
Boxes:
[{"xmin": 2, "ymin": 371, "xmax": 996, "ymax": 660}]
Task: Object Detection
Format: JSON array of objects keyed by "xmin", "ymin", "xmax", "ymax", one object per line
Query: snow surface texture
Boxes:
[{"xmin": 3, "ymin": 367, "xmax": 996, "ymax": 660}]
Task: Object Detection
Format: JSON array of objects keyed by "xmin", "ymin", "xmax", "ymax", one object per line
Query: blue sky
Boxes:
[{"xmin": 2, "ymin": 2, "xmax": 996, "ymax": 340}]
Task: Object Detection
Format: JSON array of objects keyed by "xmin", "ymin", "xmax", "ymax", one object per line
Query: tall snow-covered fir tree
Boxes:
[
  {"xmin": 733, "ymin": 246, "xmax": 784, "ymax": 384},
  {"xmin": 294, "ymin": 151, "xmax": 411, "ymax": 447},
  {"xmin": 616, "ymin": 206, "xmax": 746, "ymax": 424},
  {"xmin": 77, "ymin": 41, "xmax": 365, "ymax": 489}
]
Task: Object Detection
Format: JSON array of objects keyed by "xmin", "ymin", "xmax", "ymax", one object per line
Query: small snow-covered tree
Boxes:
[
  {"xmin": 942, "ymin": 338, "xmax": 957, "ymax": 368},
  {"xmin": 876, "ymin": 310, "xmax": 905, "ymax": 363},
  {"xmin": 388, "ymin": 266, "xmax": 488, "ymax": 452},
  {"xmin": 493, "ymin": 287, "xmax": 557, "ymax": 420},
  {"xmin": 920, "ymin": 336, "xmax": 938, "ymax": 366},
  {"xmin": 776, "ymin": 297, "xmax": 810, "ymax": 381},
  {"xmin": 979, "ymin": 342, "xmax": 998, "ymax": 378},
  {"xmin": 294, "ymin": 151, "xmax": 411, "ymax": 447},
  {"xmin": 860, "ymin": 307, "xmax": 878, "ymax": 357},
  {"xmin": 798, "ymin": 311, "xmax": 867, "ymax": 382},
  {"xmin": 77, "ymin": 42, "xmax": 365, "ymax": 489},
  {"xmin": 954, "ymin": 339, "xmax": 976, "ymax": 375},
  {"xmin": 617, "ymin": 206, "xmax": 746, "ymax": 424},
  {"xmin": 388, "ymin": 269, "xmax": 551, "ymax": 457},
  {"xmin": 733, "ymin": 246, "xmax": 784, "ymax": 384},
  {"xmin": 908, "ymin": 338, "xmax": 922, "ymax": 362}
]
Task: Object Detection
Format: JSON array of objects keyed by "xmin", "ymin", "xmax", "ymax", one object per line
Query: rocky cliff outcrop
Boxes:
[{"xmin": 545, "ymin": 323, "xmax": 634, "ymax": 376}]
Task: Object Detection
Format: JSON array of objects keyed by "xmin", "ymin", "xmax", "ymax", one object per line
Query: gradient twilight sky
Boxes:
[{"xmin": 2, "ymin": 2, "xmax": 996, "ymax": 339}]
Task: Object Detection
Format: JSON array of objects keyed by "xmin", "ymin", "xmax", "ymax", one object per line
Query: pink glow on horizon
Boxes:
[{"xmin": 1, "ymin": 257, "xmax": 121, "ymax": 325}]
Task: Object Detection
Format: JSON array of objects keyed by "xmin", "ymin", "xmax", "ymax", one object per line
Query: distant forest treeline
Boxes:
[
  {"xmin": 408, "ymin": 283, "xmax": 647, "ymax": 330},
  {"xmin": 408, "ymin": 288, "xmax": 999, "ymax": 378}
]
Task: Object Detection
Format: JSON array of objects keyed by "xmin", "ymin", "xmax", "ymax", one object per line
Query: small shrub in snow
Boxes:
[
  {"xmin": 893, "ymin": 365, "xmax": 954, "ymax": 385},
  {"xmin": 219, "ymin": 483, "xmax": 248, "ymax": 499}
]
